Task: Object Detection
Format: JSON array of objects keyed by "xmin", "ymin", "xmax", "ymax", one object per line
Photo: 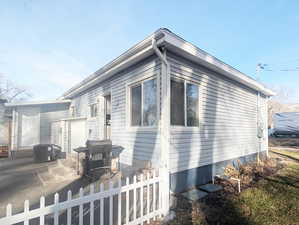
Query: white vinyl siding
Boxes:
[
  {"xmin": 168, "ymin": 53, "xmax": 267, "ymax": 173},
  {"xmin": 70, "ymin": 56, "xmax": 162, "ymax": 167}
]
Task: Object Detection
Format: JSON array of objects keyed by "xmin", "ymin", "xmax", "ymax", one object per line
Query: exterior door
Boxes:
[
  {"xmin": 104, "ymin": 94, "xmax": 111, "ymax": 140},
  {"xmin": 70, "ymin": 119, "xmax": 86, "ymax": 152}
]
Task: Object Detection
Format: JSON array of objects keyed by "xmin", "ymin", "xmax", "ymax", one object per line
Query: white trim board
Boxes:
[{"xmin": 61, "ymin": 28, "xmax": 274, "ymax": 99}]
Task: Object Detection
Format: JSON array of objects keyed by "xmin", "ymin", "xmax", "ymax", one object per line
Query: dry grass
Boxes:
[
  {"xmin": 166, "ymin": 154, "xmax": 299, "ymax": 225},
  {"xmin": 269, "ymin": 137, "xmax": 299, "ymax": 148}
]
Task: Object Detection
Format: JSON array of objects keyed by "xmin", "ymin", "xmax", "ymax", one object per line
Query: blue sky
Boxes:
[{"xmin": 1, "ymin": 1, "xmax": 299, "ymax": 102}]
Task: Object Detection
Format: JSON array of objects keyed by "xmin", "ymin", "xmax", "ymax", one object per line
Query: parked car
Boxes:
[{"xmin": 0, "ymin": 145, "xmax": 8, "ymax": 157}]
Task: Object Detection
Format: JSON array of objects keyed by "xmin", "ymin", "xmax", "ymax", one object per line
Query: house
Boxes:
[
  {"xmin": 6, "ymin": 28, "xmax": 274, "ymax": 192},
  {"xmin": 0, "ymin": 99, "xmax": 11, "ymax": 157},
  {"xmin": 5, "ymin": 100, "xmax": 70, "ymax": 157}
]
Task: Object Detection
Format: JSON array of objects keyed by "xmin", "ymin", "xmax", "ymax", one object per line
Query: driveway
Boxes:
[
  {"xmin": 0, "ymin": 158, "xmax": 81, "ymax": 217},
  {"xmin": 0, "ymin": 157, "xmax": 126, "ymax": 224}
]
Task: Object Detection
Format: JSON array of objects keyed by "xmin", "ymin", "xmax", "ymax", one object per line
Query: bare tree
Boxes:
[{"xmin": 0, "ymin": 74, "xmax": 31, "ymax": 102}]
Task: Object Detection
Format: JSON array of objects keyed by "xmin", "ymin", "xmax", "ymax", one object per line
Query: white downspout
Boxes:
[
  {"xmin": 152, "ymin": 38, "xmax": 171, "ymax": 216},
  {"xmin": 257, "ymin": 91, "xmax": 261, "ymax": 162}
]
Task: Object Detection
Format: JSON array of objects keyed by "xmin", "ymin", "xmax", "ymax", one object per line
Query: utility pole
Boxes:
[{"xmin": 256, "ymin": 63, "xmax": 267, "ymax": 162}]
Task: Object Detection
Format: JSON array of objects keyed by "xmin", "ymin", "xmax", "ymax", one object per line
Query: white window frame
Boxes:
[
  {"xmin": 126, "ymin": 74, "xmax": 160, "ymax": 130},
  {"xmin": 170, "ymin": 76, "xmax": 201, "ymax": 128},
  {"xmin": 70, "ymin": 105, "xmax": 76, "ymax": 118},
  {"xmin": 89, "ymin": 103, "xmax": 98, "ymax": 118}
]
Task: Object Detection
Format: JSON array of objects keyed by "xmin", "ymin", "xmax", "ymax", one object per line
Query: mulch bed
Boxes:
[{"xmin": 167, "ymin": 158, "xmax": 285, "ymax": 225}]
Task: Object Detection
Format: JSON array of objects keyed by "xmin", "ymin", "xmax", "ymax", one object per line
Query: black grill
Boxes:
[{"xmin": 73, "ymin": 140, "xmax": 113, "ymax": 178}]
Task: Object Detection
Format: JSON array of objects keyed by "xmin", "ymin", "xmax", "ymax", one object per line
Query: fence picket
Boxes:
[
  {"xmin": 109, "ymin": 181, "xmax": 113, "ymax": 225},
  {"xmin": 140, "ymin": 174, "xmax": 144, "ymax": 218},
  {"xmin": 39, "ymin": 196, "xmax": 45, "ymax": 225},
  {"xmin": 118, "ymin": 179, "xmax": 122, "ymax": 225},
  {"xmin": 100, "ymin": 183, "xmax": 104, "ymax": 225},
  {"xmin": 24, "ymin": 200, "xmax": 29, "ymax": 225},
  {"xmin": 90, "ymin": 184, "xmax": 94, "ymax": 225},
  {"xmin": 67, "ymin": 190, "xmax": 72, "ymax": 225},
  {"xmin": 126, "ymin": 177, "xmax": 130, "ymax": 224},
  {"xmin": 54, "ymin": 193, "xmax": 59, "ymax": 225},
  {"xmin": 146, "ymin": 172, "xmax": 150, "ymax": 223},
  {"xmin": 79, "ymin": 188, "xmax": 83, "ymax": 225},
  {"xmin": 133, "ymin": 175, "xmax": 137, "ymax": 221},
  {"xmin": 0, "ymin": 169, "xmax": 168, "ymax": 225},
  {"xmin": 6, "ymin": 204, "xmax": 12, "ymax": 217}
]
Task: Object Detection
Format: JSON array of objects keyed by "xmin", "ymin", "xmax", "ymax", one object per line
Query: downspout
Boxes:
[
  {"xmin": 152, "ymin": 37, "xmax": 170, "ymax": 168},
  {"xmin": 257, "ymin": 91, "xmax": 261, "ymax": 162},
  {"xmin": 152, "ymin": 38, "xmax": 171, "ymax": 216}
]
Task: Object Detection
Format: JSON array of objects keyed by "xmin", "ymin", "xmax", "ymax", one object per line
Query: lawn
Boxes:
[{"xmin": 168, "ymin": 150, "xmax": 299, "ymax": 225}]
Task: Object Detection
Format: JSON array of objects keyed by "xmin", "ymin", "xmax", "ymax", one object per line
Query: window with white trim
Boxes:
[
  {"xmin": 130, "ymin": 78, "xmax": 157, "ymax": 126},
  {"xmin": 70, "ymin": 106, "xmax": 76, "ymax": 117},
  {"xmin": 171, "ymin": 78, "xmax": 199, "ymax": 126},
  {"xmin": 90, "ymin": 103, "xmax": 98, "ymax": 118}
]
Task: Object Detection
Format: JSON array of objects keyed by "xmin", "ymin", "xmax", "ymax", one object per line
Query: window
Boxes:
[
  {"xmin": 130, "ymin": 78, "xmax": 157, "ymax": 126},
  {"xmin": 70, "ymin": 106, "xmax": 75, "ymax": 117},
  {"xmin": 90, "ymin": 103, "xmax": 98, "ymax": 118},
  {"xmin": 171, "ymin": 78, "xmax": 199, "ymax": 127}
]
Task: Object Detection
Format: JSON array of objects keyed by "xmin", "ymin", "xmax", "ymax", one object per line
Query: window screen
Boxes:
[
  {"xmin": 171, "ymin": 79, "xmax": 185, "ymax": 126},
  {"xmin": 131, "ymin": 85, "xmax": 142, "ymax": 126},
  {"xmin": 143, "ymin": 79, "xmax": 157, "ymax": 126},
  {"xmin": 186, "ymin": 83, "xmax": 199, "ymax": 126}
]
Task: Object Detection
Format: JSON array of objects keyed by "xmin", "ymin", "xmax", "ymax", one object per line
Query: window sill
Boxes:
[
  {"xmin": 87, "ymin": 117, "xmax": 97, "ymax": 121},
  {"xmin": 170, "ymin": 126, "xmax": 201, "ymax": 132},
  {"xmin": 126, "ymin": 126, "xmax": 160, "ymax": 132}
]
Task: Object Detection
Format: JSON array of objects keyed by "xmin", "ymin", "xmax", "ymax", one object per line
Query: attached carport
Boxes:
[{"xmin": 5, "ymin": 100, "xmax": 71, "ymax": 158}]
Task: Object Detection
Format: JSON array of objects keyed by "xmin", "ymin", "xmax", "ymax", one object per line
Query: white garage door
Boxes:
[{"xmin": 70, "ymin": 119, "xmax": 86, "ymax": 152}]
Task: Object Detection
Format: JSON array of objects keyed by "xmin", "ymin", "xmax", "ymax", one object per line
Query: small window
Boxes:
[
  {"xmin": 70, "ymin": 106, "xmax": 75, "ymax": 117},
  {"xmin": 171, "ymin": 78, "xmax": 199, "ymax": 127},
  {"xmin": 90, "ymin": 103, "xmax": 98, "ymax": 118},
  {"xmin": 130, "ymin": 78, "xmax": 157, "ymax": 127}
]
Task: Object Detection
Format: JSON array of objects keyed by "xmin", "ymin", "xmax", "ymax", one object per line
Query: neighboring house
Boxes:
[
  {"xmin": 6, "ymin": 28, "xmax": 274, "ymax": 192},
  {"xmin": 5, "ymin": 100, "xmax": 70, "ymax": 154},
  {"xmin": 0, "ymin": 99, "xmax": 11, "ymax": 156}
]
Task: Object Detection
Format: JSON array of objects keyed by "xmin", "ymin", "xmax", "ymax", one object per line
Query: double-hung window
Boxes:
[
  {"xmin": 171, "ymin": 78, "xmax": 199, "ymax": 127},
  {"xmin": 90, "ymin": 103, "xmax": 98, "ymax": 118},
  {"xmin": 130, "ymin": 78, "xmax": 157, "ymax": 127}
]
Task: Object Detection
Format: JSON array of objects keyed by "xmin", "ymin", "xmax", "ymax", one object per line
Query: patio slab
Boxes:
[
  {"xmin": 199, "ymin": 183, "xmax": 223, "ymax": 193},
  {"xmin": 182, "ymin": 189, "xmax": 208, "ymax": 201}
]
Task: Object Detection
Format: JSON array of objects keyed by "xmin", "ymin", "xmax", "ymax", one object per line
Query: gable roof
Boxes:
[{"xmin": 61, "ymin": 28, "xmax": 274, "ymax": 99}]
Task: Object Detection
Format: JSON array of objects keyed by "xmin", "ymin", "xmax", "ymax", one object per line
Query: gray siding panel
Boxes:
[
  {"xmin": 71, "ymin": 55, "xmax": 162, "ymax": 167},
  {"xmin": 168, "ymin": 53, "xmax": 267, "ymax": 173},
  {"xmin": 39, "ymin": 104, "xmax": 69, "ymax": 144}
]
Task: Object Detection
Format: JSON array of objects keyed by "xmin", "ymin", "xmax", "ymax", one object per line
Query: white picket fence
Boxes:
[{"xmin": 0, "ymin": 169, "xmax": 169, "ymax": 225}]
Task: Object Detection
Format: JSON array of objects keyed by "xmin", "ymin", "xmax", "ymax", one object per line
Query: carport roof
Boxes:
[{"xmin": 5, "ymin": 99, "xmax": 71, "ymax": 107}]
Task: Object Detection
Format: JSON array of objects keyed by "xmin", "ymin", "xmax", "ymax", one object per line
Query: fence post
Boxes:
[{"xmin": 162, "ymin": 167, "xmax": 170, "ymax": 217}]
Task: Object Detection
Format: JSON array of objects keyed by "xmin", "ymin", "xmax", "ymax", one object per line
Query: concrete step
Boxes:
[{"xmin": 58, "ymin": 158, "xmax": 77, "ymax": 170}]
